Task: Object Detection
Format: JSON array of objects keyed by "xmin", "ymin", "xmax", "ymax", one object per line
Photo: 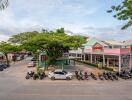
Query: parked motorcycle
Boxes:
[
  {"xmin": 33, "ymin": 73, "xmax": 38, "ymax": 80},
  {"xmin": 112, "ymin": 73, "xmax": 118, "ymax": 80},
  {"xmin": 84, "ymin": 72, "xmax": 89, "ymax": 80},
  {"xmin": 38, "ymin": 72, "xmax": 46, "ymax": 80},
  {"xmin": 103, "ymin": 72, "xmax": 109, "ymax": 80},
  {"xmin": 75, "ymin": 71, "xmax": 81, "ymax": 80},
  {"xmin": 107, "ymin": 72, "xmax": 114, "ymax": 81},
  {"xmin": 118, "ymin": 70, "xmax": 130, "ymax": 80},
  {"xmin": 79, "ymin": 71, "xmax": 84, "ymax": 80},
  {"xmin": 90, "ymin": 72, "xmax": 97, "ymax": 80},
  {"xmin": 26, "ymin": 71, "xmax": 46, "ymax": 80},
  {"xmin": 25, "ymin": 71, "xmax": 35, "ymax": 79},
  {"xmin": 98, "ymin": 73, "xmax": 104, "ymax": 80}
]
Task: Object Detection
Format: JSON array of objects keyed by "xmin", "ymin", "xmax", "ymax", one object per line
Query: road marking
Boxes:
[{"xmin": 13, "ymin": 93, "xmax": 132, "ymax": 97}]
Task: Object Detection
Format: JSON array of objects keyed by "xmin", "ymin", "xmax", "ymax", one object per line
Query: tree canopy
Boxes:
[
  {"xmin": 9, "ymin": 28, "xmax": 86, "ymax": 65},
  {"xmin": 107, "ymin": 0, "xmax": 132, "ymax": 29},
  {"xmin": 0, "ymin": 41, "xmax": 22, "ymax": 64},
  {"xmin": 0, "ymin": 0, "xmax": 8, "ymax": 10}
]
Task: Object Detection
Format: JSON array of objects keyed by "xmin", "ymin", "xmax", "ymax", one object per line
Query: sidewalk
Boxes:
[{"xmin": 69, "ymin": 60, "xmax": 104, "ymax": 75}]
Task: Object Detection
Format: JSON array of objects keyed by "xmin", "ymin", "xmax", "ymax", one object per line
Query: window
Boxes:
[
  {"xmin": 54, "ymin": 72, "xmax": 60, "ymax": 74},
  {"xmin": 59, "ymin": 72, "xmax": 65, "ymax": 75},
  {"xmin": 62, "ymin": 71, "xmax": 67, "ymax": 74}
]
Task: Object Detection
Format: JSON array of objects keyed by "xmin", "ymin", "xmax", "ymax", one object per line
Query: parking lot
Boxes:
[{"xmin": 0, "ymin": 57, "xmax": 132, "ymax": 100}]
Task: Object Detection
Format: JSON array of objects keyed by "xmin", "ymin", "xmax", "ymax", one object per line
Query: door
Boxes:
[{"xmin": 58, "ymin": 72, "xmax": 66, "ymax": 79}]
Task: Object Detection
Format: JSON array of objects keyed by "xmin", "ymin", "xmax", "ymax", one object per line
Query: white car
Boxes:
[
  {"xmin": 48, "ymin": 69, "xmax": 73, "ymax": 80},
  {"xmin": 27, "ymin": 62, "xmax": 36, "ymax": 67}
]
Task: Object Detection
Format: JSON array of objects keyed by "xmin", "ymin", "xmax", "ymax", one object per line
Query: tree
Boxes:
[
  {"xmin": 0, "ymin": 0, "xmax": 8, "ymax": 10},
  {"xmin": 8, "ymin": 31, "xmax": 40, "ymax": 44},
  {"xmin": 9, "ymin": 28, "xmax": 86, "ymax": 66},
  {"xmin": 107, "ymin": 0, "xmax": 132, "ymax": 29},
  {"xmin": 0, "ymin": 42, "xmax": 22, "ymax": 64}
]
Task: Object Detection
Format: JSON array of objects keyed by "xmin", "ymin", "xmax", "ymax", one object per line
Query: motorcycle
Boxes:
[
  {"xmin": 25, "ymin": 71, "xmax": 35, "ymax": 79},
  {"xmin": 98, "ymin": 73, "xmax": 104, "ymax": 80},
  {"xmin": 75, "ymin": 71, "xmax": 81, "ymax": 80},
  {"xmin": 26, "ymin": 71, "xmax": 46, "ymax": 80},
  {"xmin": 38, "ymin": 72, "xmax": 46, "ymax": 80},
  {"xmin": 90, "ymin": 72, "xmax": 97, "ymax": 80},
  {"xmin": 118, "ymin": 70, "xmax": 129, "ymax": 80},
  {"xmin": 107, "ymin": 72, "xmax": 114, "ymax": 81},
  {"xmin": 103, "ymin": 72, "xmax": 109, "ymax": 80},
  {"xmin": 79, "ymin": 71, "xmax": 84, "ymax": 80},
  {"xmin": 84, "ymin": 72, "xmax": 89, "ymax": 80},
  {"xmin": 112, "ymin": 73, "xmax": 118, "ymax": 80}
]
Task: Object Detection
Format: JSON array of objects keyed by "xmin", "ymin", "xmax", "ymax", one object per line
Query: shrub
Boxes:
[
  {"xmin": 75, "ymin": 60, "xmax": 113, "ymax": 71},
  {"xmin": 102, "ymin": 66, "xmax": 113, "ymax": 71}
]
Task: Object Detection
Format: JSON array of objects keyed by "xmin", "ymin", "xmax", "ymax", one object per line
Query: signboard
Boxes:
[
  {"xmin": 41, "ymin": 55, "xmax": 48, "ymax": 61},
  {"xmin": 92, "ymin": 43, "xmax": 103, "ymax": 53},
  {"xmin": 130, "ymin": 45, "xmax": 132, "ymax": 53}
]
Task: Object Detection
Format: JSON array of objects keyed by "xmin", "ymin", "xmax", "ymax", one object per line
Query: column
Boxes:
[
  {"xmin": 76, "ymin": 53, "xmax": 77, "ymax": 57},
  {"xmin": 94, "ymin": 56, "xmax": 96, "ymax": 63},
  {"xmin": 103, "ymin": 54, "xmax": 105, "ymax": 67},
  {"xmin": 118, "ymin": 55, "xmax": 121, "ymax": 73},
  {"xmin": 84, "ymin": 54, "xmax": 86, "ymax": 61},
  {"xmin": 107, "ymin": 58, "xmax": 109, "ymax": 67},
  {"xmin": 129, "ymin": 53, "xmax": 132, "ymax": 69},
  {"xmin": 90, "ymin": 54, "xmax": 93, "ymax": 63},
  {"xmin": 81, "ymin": 54, "xmax": 83, "ymax": 61}
]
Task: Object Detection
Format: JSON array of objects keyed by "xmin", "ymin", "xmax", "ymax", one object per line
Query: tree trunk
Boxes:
[{"xmin": 5, "ymin": 53, "xmax": 9, "ymax": 65}]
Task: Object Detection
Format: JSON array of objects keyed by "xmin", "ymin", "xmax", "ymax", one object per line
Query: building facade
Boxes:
[{"xmin": 69, "ymin": 38, "xmax": 132, "ymax": 72}]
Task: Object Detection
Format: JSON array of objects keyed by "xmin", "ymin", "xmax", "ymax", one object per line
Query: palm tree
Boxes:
[{"xmin": 0, "ymin": 0, "xmax": 8, "ymax": 10}]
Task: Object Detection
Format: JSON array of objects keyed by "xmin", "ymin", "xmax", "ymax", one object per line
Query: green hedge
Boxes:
[{"xmin": 75, "ymin": 60, "xmax": 113, "ymax": 71}]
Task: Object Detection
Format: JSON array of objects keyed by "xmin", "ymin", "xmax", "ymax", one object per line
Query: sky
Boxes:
[{"xmin": 0, "ymin": 0, "xmax": 132, "ymax": 41}]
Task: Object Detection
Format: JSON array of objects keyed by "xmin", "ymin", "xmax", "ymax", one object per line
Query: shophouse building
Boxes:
[{"xmin": 69, "ymin": 38, "xmax": 132, "ymax": 72}]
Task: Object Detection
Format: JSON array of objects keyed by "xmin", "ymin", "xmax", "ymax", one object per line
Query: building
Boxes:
[
  {"xmin": 69, "ymin": 38, "xmax": 132, "ymax": 72},
  {"xmin": 38, "ymin": 51, "xmax": 70, "ymax": 68},
  {"xmin": 0, "ymin": 52, "xmax": 5, "ymax": 62}
]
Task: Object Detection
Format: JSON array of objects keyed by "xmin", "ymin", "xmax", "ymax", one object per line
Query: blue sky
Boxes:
[{"xmin": 0, "ymin": 0, "xmax": 131, "ymax": 41}]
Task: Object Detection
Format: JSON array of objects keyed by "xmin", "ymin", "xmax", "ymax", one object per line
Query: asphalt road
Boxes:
[{"xmin": 0, "ymin": 57, "xmax": 132, "ymax": 100}]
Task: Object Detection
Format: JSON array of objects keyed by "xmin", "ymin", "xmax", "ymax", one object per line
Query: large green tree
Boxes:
[
  {"xmin": 108, "ymin": 0, "xmax": 132, "ymax": 29},
  {"xmin": 0, "ymin": 42, "xmax": 22, "ymax": 64},
  {"xmin": 8, "ymin": 31, "xmax": 39, "ymax": 44},
  {"xmin": 9, "ymin": 28, "xmax": 86, "ymax": 66},
  {"xmin": 0, "ymin": 0, "xmax": 8, "ymax": 10}
]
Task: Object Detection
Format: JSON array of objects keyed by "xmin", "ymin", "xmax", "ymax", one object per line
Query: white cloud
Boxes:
[
  {"xmin": 82, "ymin": 25, "xmax": 132, "ymax": 40},
  {"xmin": 0, "ymin": 8, "xmax": 42, "ymax": 36},
  {"xmin": 0, "ymin": 34, "xmax": 9, "ymax": 42},
  {"xmin": 0, "ymin": 0, "xmax": 131, "ymax": 42}
]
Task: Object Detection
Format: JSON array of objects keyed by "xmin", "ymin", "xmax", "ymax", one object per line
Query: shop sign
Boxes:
[
  {"xmin": 130, "ymin": 45, "xmax": 132, "ymax": 52},
  {"xmin": 41, "ymin": 55, "xmax": 48, "ymax": 61},
  {"xmin": 92, "ymin": 43, "xmax": 103, "ymax": 53}
]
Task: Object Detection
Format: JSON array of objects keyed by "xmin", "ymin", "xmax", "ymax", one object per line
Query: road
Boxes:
[{"xmin": 0, "ymin": 57, "xmax": 132, "ymax": 100}]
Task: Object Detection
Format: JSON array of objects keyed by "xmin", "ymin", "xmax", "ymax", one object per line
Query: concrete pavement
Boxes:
[{"xmin": 0, "ymin": 57, "xmax": 132, "ymax": 100}]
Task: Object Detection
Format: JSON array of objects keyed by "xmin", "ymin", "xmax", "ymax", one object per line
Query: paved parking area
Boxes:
[{"xmin": 0, "ymin": 57, "xmax": 132, "ymax": 100}]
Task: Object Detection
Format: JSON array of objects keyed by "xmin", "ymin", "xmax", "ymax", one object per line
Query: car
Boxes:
[
  {"xmin": 16, "ymin": 56, "xmax": 21, "ymax": 61},
  {"xmin": 27, "ymin": 62, "xmax": 36, "ymax": 67},
  {"xmin": 0, "ymin": 64, "xmax": 4, "ymax": 71},
  {"xmin": 3, "ymin": 63, "xmax": 10, "ymax": 68},
  {"xmin": 48, "ymin": 69, "xmax": 73, "ymax": 80},
  {"xmin": 0, "ymin": 63, "xmax": 10, "ymax": 70},
  {"xmin": 31, "ymin": 57, "xmax": 36, "ymax": 61},
  {"xmin": 19, "ymin": 55, "xmax": 24, "ymax": 60}
]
